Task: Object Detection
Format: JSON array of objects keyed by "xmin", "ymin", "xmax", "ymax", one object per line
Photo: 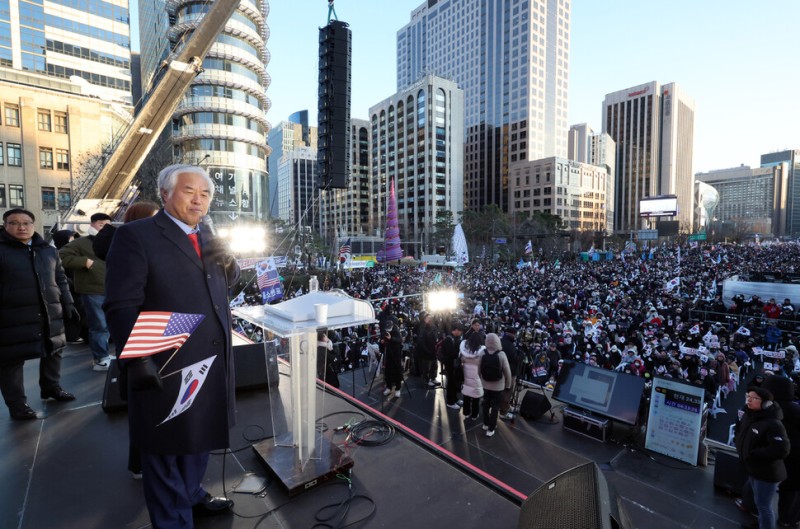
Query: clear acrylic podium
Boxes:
[{"xmin": 233, "ymin": 289, "xmax": 376, "ymax": 495}]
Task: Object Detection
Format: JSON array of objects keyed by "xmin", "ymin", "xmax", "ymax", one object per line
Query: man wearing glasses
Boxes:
[
  {"xmin": 735, "ymin": 386, "xmax": 791, "ymax": 529},
  {"xmin": 0, "ymin": 208, "xmax": 78, "ymax": 420}
]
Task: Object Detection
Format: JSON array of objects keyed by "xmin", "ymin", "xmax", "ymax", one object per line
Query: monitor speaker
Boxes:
[
  {"xmin": 234, "ymin": 342, "xmax": 280, "ymax": 392},
  {"xmin": 519, "ymin": 391, "xmax": 552, "ymax": 420},
  {"xmin": 518, "ymin": 462, "xmax": 629, "ymax": 529},
  {"xmin": 713, "ymin": 450, "xmax": 747, "ymax": 496}
]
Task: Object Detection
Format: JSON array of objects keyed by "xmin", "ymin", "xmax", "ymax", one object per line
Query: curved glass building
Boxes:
[{"xmin": 140, "ymin": 0, "xmax": 271, "ymax": 221}]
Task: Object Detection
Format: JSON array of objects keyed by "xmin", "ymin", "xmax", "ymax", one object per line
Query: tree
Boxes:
[{"xmin": 431, "ymin": 209, "xmax": 454, "ymax": 254}]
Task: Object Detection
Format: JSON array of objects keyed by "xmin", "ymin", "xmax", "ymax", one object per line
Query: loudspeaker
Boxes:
[
  {"xmin": 102, "ymin": 358, "xmax": 127, "ymax": 413},
  {"xmin": 713, "ymin": 450, "xmax": 747, "ymax": 496},
  {"xmin": 234, "ymin": 342, "xmax": 280, "ymax": 392},
  {"xmin": 317, "ymin": 19, "xmax": 351, "ymax": 189},
  {"xmin": 518, "ymin": 462, "xmax": 629, "ymax": 529},
  {"xmin": 519, "ymin": 391, "xmax": 552, "ymax": 420}
]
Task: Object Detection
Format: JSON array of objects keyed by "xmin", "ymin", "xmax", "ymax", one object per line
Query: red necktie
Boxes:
[{"xmin": 187, "ymin": 233, "xmax": 202, "ymax": 258}]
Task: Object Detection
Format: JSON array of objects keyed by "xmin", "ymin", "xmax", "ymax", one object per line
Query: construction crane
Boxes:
[{"xmin": 60, "ymin": 0, "xmax": 243, "ymax": 229}]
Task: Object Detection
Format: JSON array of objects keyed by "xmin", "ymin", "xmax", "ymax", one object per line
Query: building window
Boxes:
[
  {"xmin": 41, "ymin": 186, "xmax": 56, "ymax": 209},
  {"xmin": 56, "ymin": 149, "xmax": 70, "ymax": 170},
  {"xmin": 7, "ymin": 143, "xmax": 21, "ymax": 166},
  {"xmin": 0, "ymin": 141, "xmax": 3, "ymax": 165},
  {"xmin": 9, "ymin": 184, "xmax": 23, "ymax": 207},
  {"xmin": 0, "ymin": 185, "xmax": 5, "ymax": 207},
  {"xmin": 37, "ymin": 110, "xmax": 52, "ymax": 131},
  {"xmin": 40, "ymin": 147, "xmax": 53, "ymax": 169},
  {"xmin": 57, "ymin": 187, "xmax": 71, "ymax": 209},
  {"xmin": 5, "ymin": 104, "xmax": 20, "ymax": 127},
  {"xmin": 54, "ymin": 111, "xmax": 68, "ymax": 133}
]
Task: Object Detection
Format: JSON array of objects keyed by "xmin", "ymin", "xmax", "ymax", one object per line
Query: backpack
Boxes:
[{"xmin": 480, "ymin": 352, "xmax": 503, "ymax": 381}]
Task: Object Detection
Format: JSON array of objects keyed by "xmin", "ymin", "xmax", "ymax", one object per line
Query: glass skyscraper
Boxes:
[
  {"xmin": 138, "ymin": 0, "xmax": 271, "ymax": 222},
  {"xmin": 397, "ymin": 0, "xmax": 570, "ymax": 213},
  {"xmin": 0, "ymin": 0, "xmax": 132, "ymax": 104}
]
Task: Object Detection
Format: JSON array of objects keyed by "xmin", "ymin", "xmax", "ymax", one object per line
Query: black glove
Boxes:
[
  {"xmin": 125, "ymin": 357, "xmax": 163, "ymax": 391},
  {"xmin": 204, "ymin": 236, "xmax": 235, "ymax": 267},
  {"xmin": 65, "ymin": 305, "xmax": 81, "ymax": 324}
]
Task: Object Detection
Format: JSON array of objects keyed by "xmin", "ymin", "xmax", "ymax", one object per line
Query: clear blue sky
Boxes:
[{"xmin": 133, "ymin": 0, "xmax": 800, "ymax": 174}]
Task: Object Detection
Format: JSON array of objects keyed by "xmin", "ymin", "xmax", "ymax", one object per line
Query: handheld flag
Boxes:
[
  {"xmin": 256, "ymin": 257, "xmax": 283, "ymax": 304},
  {"xmin": 159, "ymin": 355, "xmax": 217, "ymax": 425},
  {"xmin": 736, "ymin": 326, "xmax": 751, "ymax": 337},
  {"xmin": 339, "ymin": 237, "xmax": 352, "ymax": 263},
  {"xmin": 664, "ymin": 277, "xmax": 681, "ymax": 292},
  {"xmin": 119, "ymin": 312, "xmax": 205, "ymax": 359},
  {"xmin": 524, "ymin": 240, "xmax": 533, "ymax": 255}
]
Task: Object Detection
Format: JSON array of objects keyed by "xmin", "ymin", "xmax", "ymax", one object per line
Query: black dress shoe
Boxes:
[
  {"xmin": 192, "ymin": 493, "xmax": 233, "ymax": 517},
  {"xmin": 10, "ymin": 405, "xmax": 38, "ymax": 420},
  {"xmin": 41, "ymin": 387, "xmax": 76, "ymax": 401}
]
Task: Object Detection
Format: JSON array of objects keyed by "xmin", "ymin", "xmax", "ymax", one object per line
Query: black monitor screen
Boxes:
[{"xmin": 552, "ymin": 361, "xmax": 646, "ymax": 425}]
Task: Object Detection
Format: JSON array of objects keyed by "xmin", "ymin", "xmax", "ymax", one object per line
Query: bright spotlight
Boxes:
[
  {"xmin": 217, "ymin": 225, "xmax": 267, "ymax": 255},
  {"xmin": 425, "ymin": 289, "xmax": 459, "ymax": 313}
]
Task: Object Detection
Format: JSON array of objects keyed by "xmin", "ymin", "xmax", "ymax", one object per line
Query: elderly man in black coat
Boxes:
[
  {"xmin": 104, "ymin": 165, "xmax": 240, "ymax": 529},
  {"xmin": 0, "ymin": 208, "xmax": 77, "ymax": 420}
]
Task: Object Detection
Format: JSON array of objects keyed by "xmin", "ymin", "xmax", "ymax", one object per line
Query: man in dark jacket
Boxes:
[
  {"xmin": 499, "ymin": 326, "xmax": 520, "ymax": 419},
  {"xmin": 0, "ymin": 209, "xmax": 77, "ymax": 420},
  {"xmin": 59, "ymin": 212, "xmax": 112, "ymax": 371},
  {"xmin": 735, "ymin": 386, "xmax": 791, "ymax": 529},
  {"xmin": 442, "ymin": 321, "xmax": 464, "ymax": 409},
  {"xmin": 761, "ymin": 375, "xmax": 800, "ymax": 527},
  {"xmin": 104, "ymin": 165, "xmax": 240, "ymax": 527}
]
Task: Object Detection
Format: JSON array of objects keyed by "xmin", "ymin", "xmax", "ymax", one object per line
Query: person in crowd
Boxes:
[
  {"xmin": 52, "ymin": 229, "xmax": 85, "ymax": 344},
  {"xmin": 459, "ymin": 331, "xmax": 485, "ymax": 421},
  {"xmin": 416, "ymin": 312, "xmax": 439, "ymax": 388},
  {"xmin": 442, "ymin": 321, "xmax": 464, "ymax": 409},
  {"xmin": 481, "ymin": 333, "xmax": 513, "ymax": 437},
  {"xmin": 463, "ymin": 317, "xmax": 485, "ymax": 343},
  {"xmin": 92, "ymin": 200, "xmax": 160, "ymax": 260},
  {"xmin": 762, "ymin": 375, "xmax": 800, "ymax": 528},
  {"xmin": 0, "ymin": 208, "xmax": 77, "ymax": 420},
  {"xmin": 735, "ymin": 386, "xmax": 790, "ymax": 529},
  {"xmin": 317, "ymin": 329, "xmax": 340, "ymax": 388},
  {"xmin": 59, "ymin": 212, "xmax": 113, "ymax": 371},
  {"xmin": 104, "ymin": 164, "xmax": 240, "ymax": 528},
  {"xmin": 381, "ymin": 319, "xmax": 404, "ymax": 399},
  {"xmin": 499, "ymin": 326, "xmax": 519, "ymax": 420}
]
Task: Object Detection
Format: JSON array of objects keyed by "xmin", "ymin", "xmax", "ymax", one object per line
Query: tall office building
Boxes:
[
  {"xmin": 369, "ymin": 75, "xmax": 464, "ymax": 254},
  {"xmin": 0, "ymin": 0, "xmax": 133, "ymax": 228},
  {"xmin": 267, "ymin": 113, "xmax": 317, "ymax": 217},
  {"xmin": 0, "ymin": 0, "xmax": 132, "ymax": 104},
  {"xmin": 696, "ymin": 165, "xmax": 787, "ymax": 237},
  {"xmin": 567, "ymin": 123, "xmax": 593, "ymax": 163},
  {"xmin": 761, "ymin": 149, "xmax": 800, "ymax": 236},
  {"xmin": 602, "ymin": 82, "xmax": 695, "ymax": 233},
  {"xmin": 139, "ymin": 0, "xmax": 271, "ymax": 222},
  {"xmin": 319, "ymin": 119, "xmax": 371, "ymax": 242},
  {"xmin": 276, "ymin": 146, "xmax": 317, "ymax": 229},
  {"xmin": 397, "ymin": 0, "xmax": 570, "ymax": 213}
]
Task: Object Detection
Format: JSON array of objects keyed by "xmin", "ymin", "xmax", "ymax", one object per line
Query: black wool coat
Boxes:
[
  {"xmin": 103, "ymin": 211, "xmax": 240, "ymax": 455},
  {"xmin": 0, "ymin": 229, "xmax": 72, "ymax": 364}
]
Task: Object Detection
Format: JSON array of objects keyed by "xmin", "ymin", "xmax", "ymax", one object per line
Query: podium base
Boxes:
[{"xmin": 252, "ymin": 436, "xmax": 354, "ymax": 496}]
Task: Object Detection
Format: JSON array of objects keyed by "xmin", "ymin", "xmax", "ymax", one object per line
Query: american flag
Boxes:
[
  {"xmin": 339, "ymin": 238, "xmax": 351, "ymax": 262},
  {"xmin": 524, "ymin": 240, "xmax": 533, "ymax": 255},
  {"xmin": 119, "ymin": 312, "xmax": 205, "ymax": 359},
  {"xmin": 256, "ymin": 259, "xmax": 280, "ymax": 290}
]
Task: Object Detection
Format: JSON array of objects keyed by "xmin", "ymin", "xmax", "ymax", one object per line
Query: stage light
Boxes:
[
  {"xmin": 425, "ymin": 289, "xmax": 459, "ymax": 313},
  {"xmin": 217, "ymin": 224, "xmax": 267, "ymax": 255}
]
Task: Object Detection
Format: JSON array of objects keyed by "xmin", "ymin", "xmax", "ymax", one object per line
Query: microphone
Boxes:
[{"xmin": 201, "ymin": 214, "xmax": 217, "ymax": 237}]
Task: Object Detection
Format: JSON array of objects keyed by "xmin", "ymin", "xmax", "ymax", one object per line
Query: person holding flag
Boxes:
[{"xmin": 104, "ymin": 164, "xmax": 241, "ymax": 528}]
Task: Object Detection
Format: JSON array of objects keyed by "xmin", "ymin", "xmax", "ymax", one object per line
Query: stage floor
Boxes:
[{"xmin": 1, "ymin": 342, "xmax": 751, "ymax": 529}]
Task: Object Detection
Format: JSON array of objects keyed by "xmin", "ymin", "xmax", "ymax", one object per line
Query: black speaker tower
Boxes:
[{"xmin": 317, "ymin": 20, "xmax": 351, "ymax": 189}]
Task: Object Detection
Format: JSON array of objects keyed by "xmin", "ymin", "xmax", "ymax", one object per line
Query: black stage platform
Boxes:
[{"xmin": 2, "ymin": 342, "xmax": 752, "ymax": 529}]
